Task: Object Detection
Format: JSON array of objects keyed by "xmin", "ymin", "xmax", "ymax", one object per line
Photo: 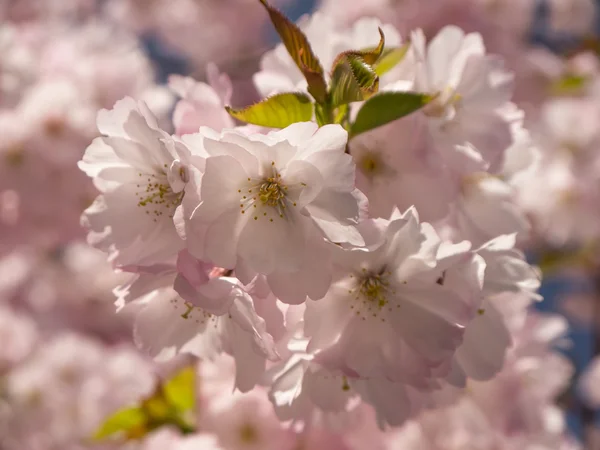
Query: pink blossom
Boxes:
[
  {"xmin": 169, "ymin": 64, "xmax": 234, "ymax": 137},
  {"xmin": 116, "ymin": 257, "xmax": 278, "ymax": 392},
  {"xmin": 201, "ymin": 388, "xmax": 296, "ymax": 450},
  {"xmin": 79, "ymin": 97, "xmax": 190, "ymax": 266},
  {"xmin": 182, "ymin": 122, "xmax": 365, "ymax": 303}
]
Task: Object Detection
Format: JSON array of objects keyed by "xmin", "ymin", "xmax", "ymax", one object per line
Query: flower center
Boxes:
[
  {"xmin": 423, "ymin": 89, "xmax": 462, "ymax": 118},
  {"xmin": 238, "ymin": 162, "xmax": 303, "ymax": 222},
  {"xmin": 351, "ymin": 142, "xmax": 395, "ymax": 182},
  {"xmin": 135, "ymin": 170, "xmax": 184, "ymax": 222},
  {"xmin": 4, "ymin": 144, "xmax": 25, "ymax": 167},
  {"xmin": 258, "ymin": 176, "xmax": 287, "ymax": 207},
  {"xmin": 357, "ymin": 150, "xmax": 391, "ymax": 180},
  {"xmin": 176, "ymin": 298, "xmax": 220, "ymax": 327},
  {"xmin": 238, "ymin": 423, "xmax": 259, "ymax": 444},
  {"xmin": 357, "ymin": 270, "xmax": 391, "ymax": 308},
  {"xmin": 347, "ymin": 267, "xmax": 398, "ymax": 322}
]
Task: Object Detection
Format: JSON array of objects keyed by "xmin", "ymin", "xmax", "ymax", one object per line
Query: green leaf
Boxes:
[
  {"xmin": 330, "ymin": 55, "xmax": 379, "ymax": 107},
  {"xmin": 327, "ymin": 27, "xmax": 385, "ymax": 107},
  {"xmin": 258, "ymin": 0, "xmax": 327, "ymax": 102},
  {"xmin": 359, "ymin": 28, "xmax": 385, "ymax": 65},
  {"xmin": 142, "ymin": 395, "xmax": 171, "ymax": 421},
  {"xmin": 226, "ymin": 92, "xmax": 313, "ymax": 128},
  {"xmin": 93, "ymin": 406, "xmax": 146, "ymax": 441},
  {"xmin": 334, "ymin": 104, "xmax": 349, "ymax": 125},
  {"xmin": 314, "ymin": 103, "xmax": 329, "ymax": 126},
  {"xmin": 92, "ymin": 366, "xmax": 199, "ymax": 443},
  {"xmin": 301, "ymin": 62, "xmax": 328, "ymax": 104},
  {"xmin": 162, "ymin": 366, "xmax": 196, "ymax": 413},
  {"xmin": 374, "ymin": 43, "xmax": 410, "ymax": 76},
  {"xmin": 349, "ymin": 91, "xmax": 431, "ymax": 138},
  {"xmin": 332, "ymin": 28, "xmax": 385, "ymax": 67}
]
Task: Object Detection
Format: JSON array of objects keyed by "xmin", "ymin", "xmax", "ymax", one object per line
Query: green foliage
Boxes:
[
  {"xmin": 301, "ymin": 63, "xmax": 328, "ymax": 104},
  {"xmin": 93, "ymin": 407, "xmax": 147, "ymax": 441},
  {"xmin": 330, "ymin": 55, "xmax": 380, "ymax": 107},
  {"xmin": 328, "ymin": 29, "xmax": 386, "ymax": 107},
  {"xmin": 333, "ymin": 103, "xmax": 349, "ymax": 126},
  {"xmin": 226, "ymin": 93, "xmax": 314, "ymax": 128},
  {"xmin": 373, "ymin": 43, "xmax": 410, "ymax": 76},
  {"xmin": 349, "ymin": 91, "xmax": 431, "ymax": 137},
  {"xmin": 331, "ymin": 27, "xmax": 385, "ymax": 67},
  {"xmin": 258, "ymin": 0, "xmax": 326, "ymax": 102},
  {"xmin": 246, "ymin": 2, "xmax": 418, "ymax": 131},
  {"xmin": 314, "ymin": 103, "xmax": 330, "ymax": 127},
  {"xmin": 92, "ymin": 366, "xmax": 197, "ymax": 443},
  {"xmin": 162, "ymin": 366, "xmax": 196, "ymax": 412}
]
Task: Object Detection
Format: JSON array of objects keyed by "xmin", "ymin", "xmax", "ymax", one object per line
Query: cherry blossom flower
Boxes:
[
  {"xmin": 169, "ymin": 64, "xmax": 234, "ymax": 137},
  {"xmin": 304, "ymin": 207, "xmax": 485, "ymax": 383},
  {"xmin": 0, "ymin": 20, "xmax": 173, "ymax": 254},
  {"xmin": 116, "ymin": 254, "xmax": 278, "ymax": 392},
  {"xmin": 518, "ymin": 95, "xmax": 600, "ymax": 245},
  {"xmin": 448, "ymin": 173, "xmax": 530, "ymax": 246},
  {"xmin": 79, "ymin": 97, "xmax": 191, "ymax": 267},
  {"xmin": 200, "ymin": 388, "xmax": 297, "ymax": 450},
  {"xmin": 410, "ymin": 25, "xmax": 515, "ymax": 174},
  {"xmin": 266, "ymin": 346, "xmax": 355, "ymax": 423},
  {"xmin": 382, "ymin": 310, "xmax": 577, "ymax": 450},
  {"xmin": 183, "ymin": 122, "xmax": 365, "ymax": 303},
  {"xmin": 349, "ymin": 116, "xmax": 457, "ymax": 223},
  {"xmin": 3, "ymin": 1, "xmax": 590, "ymax": 446},
  {"xmin": 447, "ymin": 234, "xmax": 542, "ymax": 384}
]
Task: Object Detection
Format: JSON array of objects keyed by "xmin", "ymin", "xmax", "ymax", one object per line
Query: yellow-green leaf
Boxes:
[
  {"xmin": 142, "ymin": 395, "xmax": 171, "ymax": 421},
  {"xmin": 332, "ymin": 28, "xmax": 386, "ymax": 67},
  {"xmin": 314, "ymin": 103, "xmax": 330, "ymax": 126},
  {"xmin": 330, "ymin": 55, "xmax": 379, "ymax": 107},
  {"xmin": 374, "ymin": 43, "xmax": 410, "ymax": 76},
  {"xmin": 93, "ymin": 406, "xmax": 146, "ymax": 441},
  {"xmin": 360, "ymin": 28, "xmax": 385, "ymax": 65},
  {"xmin": 258, "ymin": 0, "xmax": 326, "ymax": 101},
  {"xmin": 226, "ymin": 92, "xmax": 313, "ymax": 128},
  {"xmin": 92, "ymin": 366, "xmax": 198, "ymax": 443},
  {"xmin": 350, "ymin": 91, "xmax": 431, "ymax": 138},
  {"xmin": 334, "ymin": 104, "xmax": 349, "ymax": 126},
  {"xmin": 162, "ymin": 366, "xmax": 196, "ymax": 413}
]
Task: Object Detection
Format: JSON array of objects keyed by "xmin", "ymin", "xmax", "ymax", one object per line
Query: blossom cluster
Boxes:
[
  {"xmin": 2, "ymin": 0, "xmax": 600, "ymax": 449},
  {"xmin": 79, "ymin": 1, "xmax": 556, "ymax": 440}
]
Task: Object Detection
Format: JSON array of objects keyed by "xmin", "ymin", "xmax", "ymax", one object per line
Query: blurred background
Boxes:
[{"xmin": 2, "ymin": 0, "xmax": 600, "ymax": 448}]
